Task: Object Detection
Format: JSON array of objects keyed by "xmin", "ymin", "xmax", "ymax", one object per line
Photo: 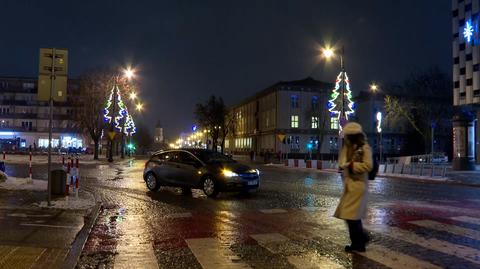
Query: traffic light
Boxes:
[{"xmin": 307, "ymin": 143, "xmax": 313, "ymax": 150}]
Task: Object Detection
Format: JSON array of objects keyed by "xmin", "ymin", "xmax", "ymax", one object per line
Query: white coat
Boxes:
[{"xmin": 334, "ymin": 143, "xmax": 373, "ymax": 220}]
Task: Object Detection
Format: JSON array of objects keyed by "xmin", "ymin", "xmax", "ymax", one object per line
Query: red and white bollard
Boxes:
[
  {"xmin": 66, "ymin": 162, "xmax": 71, "ymax": 196},
  {"xmin": 27, "ymin": 151, "xmax": 33, "ymax": 184}
]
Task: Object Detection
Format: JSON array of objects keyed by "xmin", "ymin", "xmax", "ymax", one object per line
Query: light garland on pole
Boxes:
[
  {"xmin": 103, "ymin": 83, "xmax": 129, "ymax": 131},
  {"xmin": 327, "ymin": 70, "xmax": 355, "ymax": 129}
]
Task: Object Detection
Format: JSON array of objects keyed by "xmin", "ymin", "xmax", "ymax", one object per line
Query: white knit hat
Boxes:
[{"xmin": 342, "ymin": 122, "xmax": 363, "ymax": 135}]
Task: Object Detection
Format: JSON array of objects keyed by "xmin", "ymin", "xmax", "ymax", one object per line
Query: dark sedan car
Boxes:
[{"xmin": 143, "ymin": 149, "xmax": 260, "ymax": 197}]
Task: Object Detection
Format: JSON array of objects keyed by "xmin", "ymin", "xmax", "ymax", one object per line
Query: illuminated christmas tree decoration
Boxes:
[
  {"xmin": 464, "ymin": 21, "xmax": 474, "ymax": 43},
  {"xmin": 103, "ymin": 83, "xmax": 128, "ymax": 130},
  {"xmin": 327, "ymin": 71, "xmax": 355, "ymax": 127}
]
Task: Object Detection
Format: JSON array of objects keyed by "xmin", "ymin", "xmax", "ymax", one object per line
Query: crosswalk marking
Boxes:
[
  {"xmin": 250, "ymin": 233, "xmax": 345, "ymax": 269},
  {"xmin": 367, "ymin": 225, "xmax": 480, "ymax": 265},
  {"xmin": 114, "ymin": 214, "xmax": 159, "ymax": 269},
  {"xmin": 409, "ymin": 220, "xmax": 480, "ymax": 241},
  {"xmin": 186, "ymin": 238, "xmax": 251, "ymax": 269},
  {"xmin": 380, "ymin": 201, "xmax": 480, "ymax": 215},
  {"xmin": 307, "ymin": 227, "xmax": 442, "ymax": 269},
  {"xmin": 451, "ymin": 215, "xmax": 480, "ymax": 225},
  {"xmin": 361, "ymin": 244, "xmax": 442, "ymax": 269},
  {"xmin": 259, "ymin": 209, "xmax": 288, "ymax": 214}
]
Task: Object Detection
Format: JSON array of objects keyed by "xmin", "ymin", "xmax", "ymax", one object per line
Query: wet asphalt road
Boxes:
[{"xmin": 8, "ymin": 159, "xmax": 480, "ymax": 268}]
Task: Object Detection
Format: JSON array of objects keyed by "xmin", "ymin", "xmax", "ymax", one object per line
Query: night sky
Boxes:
[{"xmin": 0, "ymin": 0, "xmax": 451, "ymax": 139}]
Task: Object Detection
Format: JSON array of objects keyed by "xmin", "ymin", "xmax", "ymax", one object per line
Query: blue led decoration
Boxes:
[{"xmin": 464, "ymin": 21, "xmax": 474, "ymax": 43}]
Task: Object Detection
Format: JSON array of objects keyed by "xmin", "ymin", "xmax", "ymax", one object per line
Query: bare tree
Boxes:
[
  {"xmin": 76, "ymin": 69, "xmax": 112, "ymax": 159},
  {"xmin": 383, "ymin": 67, "xmax": 452, "ymax": 154},
  {"xmin": 194, "ymin": 95, "xmax": 228, "ymax": 152}
]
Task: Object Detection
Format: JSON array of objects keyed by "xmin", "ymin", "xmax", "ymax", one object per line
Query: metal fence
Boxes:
[{"xmin": 379, "ymin": 163, "xmax": 449, "ymax": 178}]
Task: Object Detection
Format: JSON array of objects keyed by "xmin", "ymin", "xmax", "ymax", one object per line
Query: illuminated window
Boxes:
[
  {"xmin": 330, "ymin": 118, "xmax": 339, "ymax": 130},
  {"xmin": 311, "ymin": 116, "xmax": 318, "ymax": 129},
  {"xmin": 291, "ymin": 115, "xmax": 299, "ymax": 128}
]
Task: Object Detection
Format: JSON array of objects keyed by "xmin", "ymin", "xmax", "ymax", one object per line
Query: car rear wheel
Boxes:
[
  {"xmin": 202, "ymin": 177, "xmax": 219, "ymax": 198},
  {"xmin": 145, "ymin": 172, "xmax": 160, "ymax": 191}
]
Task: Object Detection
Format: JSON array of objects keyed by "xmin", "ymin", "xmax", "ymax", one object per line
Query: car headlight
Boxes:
[
  {"xmin": 222, "ymin": 169, "xmax": 239, "ymax": 178},
  {"xmin": 255, "ymin": 169, "xmax": 260, "ymax": 175}
]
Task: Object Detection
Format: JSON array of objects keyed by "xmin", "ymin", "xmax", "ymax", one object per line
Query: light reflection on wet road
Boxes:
[{"xmin": 13, "ymin": 158, "xmax": 477, "ymax": 269}]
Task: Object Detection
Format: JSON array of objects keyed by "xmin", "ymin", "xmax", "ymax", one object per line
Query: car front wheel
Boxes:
[
  {"xmin": 145, "ymin": 172, "xmax": 160, "ymax": 191},
  {"xmin": 202, "ymin": 177, "xmax": 219, "ymax": 198}
]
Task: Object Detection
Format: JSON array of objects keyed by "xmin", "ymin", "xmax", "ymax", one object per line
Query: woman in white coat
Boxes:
[{"xmin": 334, "ymin": 122, "xmax": 373, "ymax": 252}]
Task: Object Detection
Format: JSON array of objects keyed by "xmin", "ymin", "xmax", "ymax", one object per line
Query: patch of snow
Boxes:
[
  {"xmin": 2, "ymin": 154, "xmax": 104, "ymax": 165},
  {"xmin": 36, "ymin": 191, "xmax": 95, "ymax": 210},
  {"xmin": 0, "ymin": 177, "xmax": 46, "ymax": 191}
]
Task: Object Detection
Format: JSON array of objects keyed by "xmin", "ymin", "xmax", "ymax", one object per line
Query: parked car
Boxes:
[{"xmin": 143, "ymin": 149, "xmax": 260, "ymax": 197}]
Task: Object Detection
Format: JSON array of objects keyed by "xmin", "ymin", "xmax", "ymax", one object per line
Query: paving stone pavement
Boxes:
[{"xmin": 71, "ymin": 159, "xmax": 480, "ymax": 269}]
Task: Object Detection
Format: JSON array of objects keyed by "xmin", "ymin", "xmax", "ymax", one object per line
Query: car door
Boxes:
[
  {"xmin": 176, "ymin": 152, "xmax": 202, "ymax": 186},
  {"xmin": 152, "ymin": 151, "xmax": 176, "ymax": 184}
]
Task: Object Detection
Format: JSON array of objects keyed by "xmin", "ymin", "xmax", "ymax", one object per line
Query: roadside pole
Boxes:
[
  {"xmin": 46, "ymin": 48, "xmax": 56, "ymax": 206},
  {"xmin": 38, "ymin": 48, "xmax": 68, "ymax": 206}
]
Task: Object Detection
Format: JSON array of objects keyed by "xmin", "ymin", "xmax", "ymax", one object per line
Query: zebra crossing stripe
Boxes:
[
  {"xmin": 386, "ymin": 201, "xmax": 480, "ymax": 215},
  {"xmin": 185, "ymin": 238, "xmax": 251, "ymax": 269},
  {"xmin": 250, "ymin": 233, "xmax": 344, "ymax": 269},
  {"xmin": 367, "ymin": 225, "xmax": 480, "ymax": 265},
  {"xmin": 451, "ymin": 216, "xmax": 480, "ymax": 225},
  {"xmin": 361, "ymin": 244, "xmax": 442, "ymax": 269},
  {"xmin": 307, "ymin": 227, "xmax": 442, "ymax": 269},
  {"xmin": 409, "ymin": 220, "xmax": 480, "ymax": 241}
]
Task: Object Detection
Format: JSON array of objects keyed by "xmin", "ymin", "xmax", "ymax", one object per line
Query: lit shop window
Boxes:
[
  {"xmin": 38, "ymin": 138, "xmax": 59, "ymax": 148},
  {"xmin": 61, "ymin": 136, "xmax": 83, "ymax": 148}
]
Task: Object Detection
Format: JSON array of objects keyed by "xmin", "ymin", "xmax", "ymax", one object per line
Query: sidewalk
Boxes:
[
  {"xmin": 262, "ymin": 162, "xmax": 480, "ymax": 187},
  {"xmin": 0, "ymin": 179, "xmax": 100, "ymax": 268}
]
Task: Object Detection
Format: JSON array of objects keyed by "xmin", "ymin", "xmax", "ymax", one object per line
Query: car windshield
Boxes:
[{"xmin": 196, "ymin": 151, "xmax": 235, "ymax": 163}]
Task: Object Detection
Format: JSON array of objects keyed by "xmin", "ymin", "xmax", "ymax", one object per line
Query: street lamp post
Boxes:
[
  {"xmin": 107, "ymin": 67, "xmax": 136, "ymax": 162},
  {"xmin": 322, "ymin": 46, "xmax": 349, "ymax": 154},
  {"xmin": 107, "ymin": 76, "xmax": 118, "ymax": 163},
  {"xmin": 376, "ymin": 112, "xmax": 383, "ymax": 163}
]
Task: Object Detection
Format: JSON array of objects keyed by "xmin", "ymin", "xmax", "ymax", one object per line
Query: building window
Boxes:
[
  {"xmin": 459, "ymin": 43, "xmax": 466, "ymax": 51},
  {"xmin": 291, "ymin": 95, "xmax": 299, "ymax": 108},
  {"xmin": 454, "ymin": 81, "xmax": 460, "ymax": 88},
  {"xmin": 460, "ymin": 92, "xmax": 466, "ymax": 97},
  {"xmin": 311, "ymin": 116, "xmax": 319, "ymax": 129},
  {"xmin": 459, "ymin": 18, "xmax": 465, "ymax": 27},
  {"xmin": 291, "ymin": 115, "xmax": 299, "ymax": 128},
  {"xmin": 453, "ymin": 9, "xmax": 459, "ymax": 17},
  {"xmin": 311, "ymin": 96, "xmax": 318, "ymax": 110},
  {"xmin": 467, "ymin": 78, "xmax": 473, "ymax": 86},
  {"xmin": 454, "ymin": 57, "xmax": 459, "ymax": 64},
  {"xmin": 460, "ymin": 67, "xmax": 466, "ymax": 75},
  {"xmin": 453, "ymin": 32, "xmax": 459, "ymax": 38},
  {"xmin": 466, "ymin": 53, "xmax": 473, "ymax": 61},
  {"xmin": 474, "ymin": 64, "xmax": 480, "ymax": 71},
  {"xmin": 330, "ymin": 117, "xmax": 339, "ymax": 130},
  {"xmin": 474, "ymin": 89, "xmax": 480, "ymax": 97},
  {"xmin": 465, "ymin": 3, "xmax": 472, "ymax": 12},
  {"xmin": 22, "ymin": 82, "xmax": 34, "ymax": 89}
]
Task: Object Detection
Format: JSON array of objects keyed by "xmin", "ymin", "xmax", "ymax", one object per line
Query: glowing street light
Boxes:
[
  {"xmin": 129, "ymin": 91, "xmax": 137, "ymax": 100},
  {"xmin": 322, "ymin": 46, "xmax": 335, "ymax": 59},
  {"xmin": 370, "ymin": 83, "xmax": 379, "ymax": 92},
  {"xmin": 136, "ymin": 103, "xmax": 144, "ymax": 111},
  {"xmin": 123, "ymin": 67, "xmax": 135, "ymax": 80}
]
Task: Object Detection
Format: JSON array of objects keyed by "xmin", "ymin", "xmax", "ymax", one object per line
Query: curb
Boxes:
[{"xmin": 62, "ymin": 201, "xmax": 102, "ymax": 269}]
